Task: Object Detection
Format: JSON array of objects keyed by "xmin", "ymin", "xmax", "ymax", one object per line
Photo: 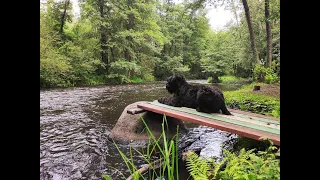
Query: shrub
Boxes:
[{"xmin": 253, "ymin": 64, "xmax": 278, "ymax": 84}]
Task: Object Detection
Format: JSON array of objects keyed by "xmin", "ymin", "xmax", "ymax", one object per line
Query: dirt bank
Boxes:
[{"xmin": 251, "ymin": 84, "xmax": 280, "ymax": 98}]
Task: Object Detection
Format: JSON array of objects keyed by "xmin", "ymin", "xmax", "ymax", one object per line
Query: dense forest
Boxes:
[{"xmin": 40, "ymin": 0, "xmax": 280, "ymax": 87}]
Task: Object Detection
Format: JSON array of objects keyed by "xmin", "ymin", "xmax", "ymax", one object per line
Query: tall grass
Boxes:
[{"xmin": 104, "ymin": 115, "xmax": 180, "ymax": 180}]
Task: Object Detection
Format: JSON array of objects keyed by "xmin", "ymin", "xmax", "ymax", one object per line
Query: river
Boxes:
[{"xmin": 40, "ymin": 80, "xmax": 245, "ymax": 180}]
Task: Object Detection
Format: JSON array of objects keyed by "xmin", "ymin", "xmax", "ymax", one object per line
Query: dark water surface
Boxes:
[{"xmin": 40, "ymin": 80, "xmax": 244, "ymax": 180}]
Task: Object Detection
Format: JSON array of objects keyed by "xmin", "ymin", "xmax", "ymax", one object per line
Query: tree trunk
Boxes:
[
  {"xmin": 212, "ymin": 75, "xmax": 220, "ymax": 83},
  {"xmin": 169, "ymin": 40, "xmax": 174, "ymax": 57},
  {"xmin": 99, "ymin": 0, "xmax": 109, "ymax": 70},
  {"xmin": 110, "ymin": 46, "xmax": 115, "ymax": 62},
  {"xmin": 231, "ymin": 2, "xmax": 241, "ymax": 38},
  {"xmin": 162, "ymin": 44, "xmax": 167, "ymax": 56},
  {"xmin": 125, "ymin": 0, "xmax": 134, "ymax": 61},
  {"xmin": 253, "ymin": 85, "xmax": 261, "ymax": 91},
  {"xmin": 59, "ymin": 0, "xmax": 70, "ymax": 34},
  {"xmin": 265, "ymin": 0, "xmax": 273, "ymax": 67},
  {"xmin": 241, "ymin": 0, "xmax": 259, "ymax": 64}
]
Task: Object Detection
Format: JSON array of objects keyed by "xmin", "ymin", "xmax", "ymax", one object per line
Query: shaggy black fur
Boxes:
[{"xmin": 158, "ymin": 75, "xmax": 232, "ymax": 115}]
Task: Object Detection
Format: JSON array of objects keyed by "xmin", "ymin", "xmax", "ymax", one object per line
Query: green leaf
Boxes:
[{"xmin": 103, "ymin": 174, "xmax": 112, "ymax": 180}]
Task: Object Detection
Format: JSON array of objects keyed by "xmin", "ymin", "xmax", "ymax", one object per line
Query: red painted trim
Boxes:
[{"xmin": 137, "ymin": 103, "xmax": 280, "ymax": 146}]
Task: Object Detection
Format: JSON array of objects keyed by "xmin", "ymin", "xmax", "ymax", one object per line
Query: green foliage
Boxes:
[
  {"xmin": 186, "ymin": 151, "xmax": 226, "ymax": 180},
  {"xmin": 223, "ymin": 0, "xmax": 280, "ymax": 77},
  {"xmin": 219, "ymin": 147, "xmax": 280, "ymax": 180},
  {"xmin": 40, "ymin": 3, "xmax": 104, "ymax": 87},
  {"xmin": 271, "ymin": 105, "xmax": 280, "ymax": 118},
  {"xmin": 219, "ymin": 75, "xmax": 244, "ymax": 83},
  {"xmin": 224, "ymin": 83, "xmax": 280, "ymax": 117},
  {"xmin": 107, "ymin": 59, "xmax": 142, "ymax": 84},
  {"xmin": 103, "ymin": 174, "xmax": 112, "ymax": 180},
  {"xmin": 185, "ymin": 143, "xmax": 280, "ymax": 180},
  {"xmin": 264, "ymin": 72, "xmax": 278, "ymax": 84},
  {"xmin": 185, "ymin": 151, "xmax": 212, "ymax": 180},
  {"xmin": 201, "ymin": 30, "xmax": 240, "ymax": 80},
  {"xmin": 271, "ymin": 60, "xmax": 280, "ymax": 77},
  {"xmin": 142, "ymin": 73, "xmax": 155, "ymax": 82},
  {"xmin": 253, "ymin": 64, "xmax": 278, "ymax": 84},
  {"xmin": 40, "ymin": 51, "xmax": 72, "ymax": 87},
  {"xmin": 130, "ymin": 76, "xmax": 144, "ymax": 83},
  {"xmin": 40, "ymin": 0, "xmax": 280, "ymax": 87},
  {"xmin": 156, "ymin": 56, "xmax": 190, "ymax": 78}
]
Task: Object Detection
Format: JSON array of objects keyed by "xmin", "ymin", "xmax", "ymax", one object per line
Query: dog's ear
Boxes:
[
  {"xmin": 175, "ymin": 75, "xmax": 186, "ymax": 86},
  {"xmin": 176, "ymin": 74, "xmax": 185, "ymax": 81}
]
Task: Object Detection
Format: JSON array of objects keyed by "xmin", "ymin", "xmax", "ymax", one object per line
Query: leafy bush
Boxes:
[
  {"xmin": 107, "ymin": 59, "xmax": 142, "ymax": 84},
  {"xmin": 264, "ymin": 73, "xmax": 277, "ymax": 84},
  {"xmin": 105, "ymin": 74, "xmax": 130, "ymax": 84},
  {"xmin": 142, "ymin": 73, "xmax": 155, "ymax": 82},
  {"xmin": 130, "ymin": 76, "xmax": 144, "ymax": 83},
  {"xmin": 40, "ymin": 50, "xmax": 72, "ymax": 87},
  {"xmin": 186, "ymin": 141, "xmax": 280, "ymax": 180},
  {"xmin": 253, "ymin": 64, "xmax": 278, "ymax": 84}
]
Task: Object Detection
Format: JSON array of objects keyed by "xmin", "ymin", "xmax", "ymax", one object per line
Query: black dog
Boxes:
[{"xmin": 158, "ymin": 75, "xmax": 232, "ymax": 115}]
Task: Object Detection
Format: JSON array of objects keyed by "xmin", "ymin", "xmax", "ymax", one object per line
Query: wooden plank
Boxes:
[
  {"xmin": 137, "ymin": 102, "xmax": 280, "ymax": 146},
  {"xmin": 226, "ymin": 111, "xmax": 280, "ymax": 125},
  {"xmin": 127, "ymin": 108, "xmax": 146, "ymax": 115},
  {"xmin": 229, "ymin": 109, "xmax": 280, "ymax": 121},
  {"xmin": 214, "ymin": 113, "xmax": 280, "ymax": 130},
  {"xmin": 149, "ymin": 102, "xmax": 279, "ymax": 135},
  {"xmin": 179, "ymin": 106, "xmax": 280, "ymax": 126}
]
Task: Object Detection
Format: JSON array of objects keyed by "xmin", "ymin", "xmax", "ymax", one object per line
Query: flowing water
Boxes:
[{"xmin": 40, "ymin": 80, "xmax": 245, "ymax": 180}]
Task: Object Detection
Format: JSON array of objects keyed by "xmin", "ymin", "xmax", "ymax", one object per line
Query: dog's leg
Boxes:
[
  {"xmin": 196, "ymin": 107, "xmax": 211, "ymax": 113},
  {"xmin": 158, "ymin": 97, "xmax": 174, "ymax": 106},
  {"xmin": 171, "ymin": 97, "xmax": 183, "ymax": 107},
  {"xmin": 196, "ymin": 107, "xmax": 203, "ymax": 112},
  {"xmin": 158, "ymin": 97, "xmax": 166, "ymax": 104}
]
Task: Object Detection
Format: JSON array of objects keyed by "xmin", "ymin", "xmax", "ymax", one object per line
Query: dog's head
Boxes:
[{"xmin": 165, "ymin": 75, "xmax": 187, "ymax": 94}]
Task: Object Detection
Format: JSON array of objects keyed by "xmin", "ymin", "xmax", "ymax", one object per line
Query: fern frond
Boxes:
[
  {"xmin": 185, "ymin": 151, "xmax": 211, "ymax": 180},
  {"xmin": 212, "ymin": 158, "xmax": 225, "ymax": 178}
]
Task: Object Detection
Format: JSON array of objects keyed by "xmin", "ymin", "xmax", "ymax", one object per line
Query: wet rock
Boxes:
[
  {"xmin": 108, "ymin": 101, "xmax": 188, "ymax": 145},
  {"xmin": 178, "ymin": 126, "xmax": 238, "ymax": 160}
]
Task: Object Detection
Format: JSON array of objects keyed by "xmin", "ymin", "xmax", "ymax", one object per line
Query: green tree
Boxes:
[{"xmin": 40, "ymin": 0, "xmax": 280, "ymax": 87}]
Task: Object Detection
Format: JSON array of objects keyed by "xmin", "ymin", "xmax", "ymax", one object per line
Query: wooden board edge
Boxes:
[{"xmin": 137, "ymin": 103, "xmax": 280, "ymax": 146}]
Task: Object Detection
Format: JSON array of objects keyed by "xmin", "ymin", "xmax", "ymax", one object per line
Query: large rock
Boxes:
[{"xmin": 108, "ymin": 101, "xmax": 188, "ymax": 145}]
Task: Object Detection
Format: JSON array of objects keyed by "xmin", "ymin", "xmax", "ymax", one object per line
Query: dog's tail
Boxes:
[{"xmin": 221, "ymin": 104, "xmax": 232, "ymax": 115}]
